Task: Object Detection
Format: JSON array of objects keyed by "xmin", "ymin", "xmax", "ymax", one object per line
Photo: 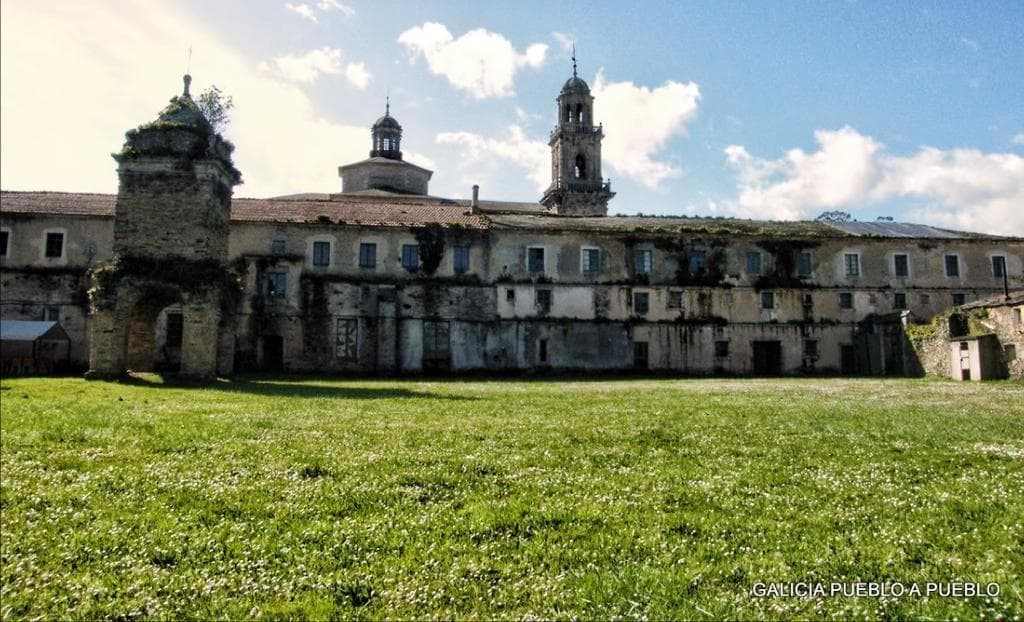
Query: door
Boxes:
[
  {"xmin": 752, "ymin": 340, "xmax": 782, "ymax": 375},
  {"xmin": 633, "ymin": 341, "xmax": 649, "ymax": 370},
  {"xmin": 840, "ymin": 344, "xmax": 857, "ymax": 375},
  {"xmin": 263, "ymin": 335, "xmax": 284, "ymax": 371},
  {"xmin": 422, "ymin": 320, "xmax": 451, "ymax": 372}
]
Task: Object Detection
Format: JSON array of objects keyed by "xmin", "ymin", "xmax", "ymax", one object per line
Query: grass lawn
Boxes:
[{"xmin": 1, "ymin": 375, "xmax": 1022, "ymax": 620}]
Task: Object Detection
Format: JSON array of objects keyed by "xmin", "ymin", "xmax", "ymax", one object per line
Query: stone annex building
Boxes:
[{"xmin": 1, "ymin": 69, "xmax": 1022, "ymax": 379}]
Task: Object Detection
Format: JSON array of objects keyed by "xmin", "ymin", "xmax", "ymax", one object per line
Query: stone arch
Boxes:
[
  {"xmin": 574, "ymin": 153, "xmax": 587, "ymax": 179},
  {"xmin": 125, "ymin": 286, "xmax": 182, "ymax": 372}
]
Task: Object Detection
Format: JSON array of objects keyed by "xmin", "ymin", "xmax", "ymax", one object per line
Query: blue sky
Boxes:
[{"xmin": 2, "ymin": 0, "xmax": 1022, "ymax": 233}]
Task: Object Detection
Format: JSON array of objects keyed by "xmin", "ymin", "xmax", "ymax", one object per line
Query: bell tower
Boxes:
[{"xmin": 541, "ymin": 50, "xmax": 614, "ymax": 216}]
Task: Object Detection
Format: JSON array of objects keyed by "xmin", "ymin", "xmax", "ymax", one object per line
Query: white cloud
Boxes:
[
  {"xmin": 1013, "ymin": 133, "xmax": 1024, "ymax": 146},
  {"xmin": 724, "ymin": 127, "xmax": 1024, "ymax": 235},
  {"xmin": 317, "ymin": 0, "xmax": 354, "ymax": 16},
  {"xmin": 0, "ymin": 0, "xmax": 369, "ymax": 197},
  {"xmin": 436, "ymin": 126, "xmax": 549, "ymax": 191},
  {"xmin": 398, "ymin": 22, "xmax": 548, "ymax": 99},
  {"xmin": 591, "ymin": 70, "xmax": 701, "ymax": 189},
  {"xmin": 285, "ymin": 2, "xmax": 317, "ymax": 22},
  {"xmin": 259, "ymin": 47, "xmax": 370, "ymax": 89},
  {"xmin": 552, "ymin": 32, "xmax": 574, "ymax": 54}
]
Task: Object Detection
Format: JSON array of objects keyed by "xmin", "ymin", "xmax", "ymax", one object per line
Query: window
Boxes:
[
  {"xmin": 919, "ymin": 293, "xmax": 930, "ymax": 305},
  {"xmin": 714, "ymin": 340, "xmax": 729, "ymax": 358},
  {"xmin": 802, "ymin": 293, "xmax": 814, "ymax": 308},
  {"xmin": 581, "ymin": 247, "xmax": 601, "ymax": 273},
  {"xmin": 746, "ymin": 251, "xmax": 762, "ymax": 275},
  {"xmin": 270, "ymin": 238, "xmax": 287, "ymax": 255},
  {"xmin": 453, "ymin": 246, "xmax": 470, "ymax": 273},
  {"xmin": 359, "ymin": 243, "xmax": 376, "ymax": 268},
  {"xmin": 574, "ymin": 154, "xmax": 587, "ymax": 179},
  {"xmin": 797, "ymin": 252, "xmax": 813, "ymax": 277},
  {"xmin": 952, "ymin": 293, "xmax": 966, "ymax": 306},
  {"xmin": 893, "ymin": 292, "xmax": 907, "ymax": 310},
  {"xmin": 528, "ymin": 247, "xmax": 545, "ymax": 273},
  {"xmin": 335, "ymin": 318, "xmax": 357, "ymax": 362},
  {"xmin": 0, "ymin": 230, "xmax": 9, "ymax": 257},
  {"xmin": 667, "ymin": 291, "xmax": 683, "ymax": 309},
  {"xmin": 506, "ymin": 288, "xmax": 515, "ymax": 302},
  {"xmin": 945, "ymin": 255, "xmax": 960, "ymax": 277},
  {"xmin": 536, "ymin": 289, "xmax": 552, "ymax": 314},
  {"xmin": 312, "ymin": 241, "xmax": 331, "ymax": 267},
  {"xmin": 402, "ymin": 244, "xmax": 419, "ymax": 271},
  {"xmin": 690, "ymin": 250, "xmax": 707, "ymax": 274},
  {"xmin": 1013, "ymin": 308, "xmax": 1021, "ymax": 324},
  {"xmin": 1006, "ymin": 344, "xmax": 1018, "ymax": 361},
  {"xmin": 803, "ymin": 339, "xmax": 819, "ymax": 357},
  {"xmin": 893, "ymin": 254, "xmax": 909, "ymax": 277},
  {"xmin": 635, "ymin": 249, "xmax": 653, "ymax": 274},
  {"xmin": 633, "ymin": 292, "xmax": 649, "ymax": 315},
  {"xmin": 267, "ymin": 272, "xmax": 287, "ymax": 298},
  {"xmin": 761, "ymin": 291, "xmax": 775, "ymax": 310},
  {"xmin": 992, "ymin": 255, "xmax": 1007, "ymax": 278},
  {"xmin": 844, "ymin": 253, "xmax": 860, "ymax": 277},
  {"xmin": 45, "ymin": 305, "xmax": 60, "ymax": 322},
  {"xmin": 538, "ymin": 338, "xmax": 549, "ymax": 363},
  {"xmin": 839, "ymin": 292, "xmax": 853, "ymax": 309},
  {"xmin": 45, "ymin": 232, "xmax": 64, "ymax": 259}
]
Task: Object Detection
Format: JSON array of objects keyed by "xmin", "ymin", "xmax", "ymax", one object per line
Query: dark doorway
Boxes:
[
  {"xmin": 633, "ymin": 341, "xmax": 649, "ymax": 370},
  {"xmin": 126, "ymin": 290, "xmax": 182, "ymax": 373},
  {"xmin": 840, "ymin": 344, "xmax": 857, "ymax": 375},
  {"xmin": 422, "ymin": 320, "xmax": 451, "ymax": 372},
  {"xmin": 752, "ymin": 340, "xmax": 782, "ymax": 375},
  {"xmin": 263, "ymin": 335, "xmax": 284, "ymax": 371}
]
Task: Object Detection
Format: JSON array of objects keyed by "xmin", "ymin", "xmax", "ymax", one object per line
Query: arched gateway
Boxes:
[{"xmin": 86, "ymin": 75, "xmax": 241, "ymax": 379}]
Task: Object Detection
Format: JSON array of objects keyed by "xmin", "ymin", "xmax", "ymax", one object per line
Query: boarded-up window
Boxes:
[
  {"xmin": 336, "ymin": 318, "xmax": 357, "ymax": 362},
  {"xmin": 423, "ymin": 320, "xmax": 450, "ymax": 371}
]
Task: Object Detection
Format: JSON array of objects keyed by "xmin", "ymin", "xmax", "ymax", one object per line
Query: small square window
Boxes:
[
  {"xmin": 945, "ymin": 255, "xmax": 960, "ymax": 277},
  {"xmin": 1006, "ymin": 344, "xmax": 1018, "ymax": 361},
  {"xmin": 528, "ymin": 247, "xmax": 545, "ymax": 273},
  {"xmin": 45, "ymin": 232, "xmax": 64, "ymax": 259},
  {"xmin": 536, "ymin": 289, "xmax": 552, "ymax": 314},
  {"xmin": 270, "ymin": 238, "xmax": 287, "ymax": 255},
  {"xmin": 893, "ymin": 292, "xmax": 907, "ymax": 310},
  {"xmin": 45, "ymin": 305, "xmax": 60, "ymax": 322},
  {"xmin": 635, "ymin": 249, "xmax": 653, "ymax": 274},
  {"xmin": 312, "ymin": 241, "xmax": 331, "ymax": 267},
  {"xmin": 402, "ymin": 244, "xmax": 419, "ymax": 271},
  {"xmin": 267, "ymin": 272, "xmax": 287, "ymax": 298},
  {"xmin": 839, "ymin": 292, "xmax": 853, "ymax": 309},
  {"xmin": 453, "ymin": 246, "xmax": 470, "ymax": 273},
  {"xmin": 919, "ymin": 293, "xmax": 930, "ymax": 305},
  {"xmin": 667, "ymin": 291, "xmax": 683, "ymax": 309},
  {"xmin": 761, "ymin": 291, "xmax": 775, "ymax": 310},
  {"xmin": 506, "ymin": 288, "xmax": 515, "ymax": 302},
  {"xmin": 894, "ymin": 254, "xmax": 909, "ymax": 277},
  {"xmin": 582, "ymin": 248, "xmax": 601, "ymax": 273},
  {"xmin": 992, "ymin": 255, "xmax": 1006, "ymax": 278},
  {"xmin": 1, "ymin": 230, "xmax": 10, "ymax": 257},
  {"xmin": 844, "ymin": 253, "xmax": 860, "ymax": 277},
  {"xmin": 952, "ymin": 293, "xmax": 966, "ymax": 306},
  {"xmin": 359, "ymin": 243, "xmax": 376, "ymax": 268},
  {"xmin": 746, "ymin": 251, "xmax": 762, "ymax": 275},
  {"xmin": 714, "ymin": 340, "xmax": 729, "ymax": 358},
  {"xmin": 633, "ymin": 292, "xmax": 649, "ymax": 315},
  {"xmin": 797, "ymin": 252, "xmax": 813, "ymax": 277},
  {"xmin": 803, "ymin": 339, "xmax": 818, "ymax": 357},
  {"xmin": 802, "ymin": 293, "xmax": 814, "ymax": 308},
  {"xmin": 689, "ymin": 250, "xmax": 707, "ymax": 274}
]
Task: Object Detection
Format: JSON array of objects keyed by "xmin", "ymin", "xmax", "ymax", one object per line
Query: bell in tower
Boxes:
[{"xmin": 541, "ymin": 49, "xmax": 614, "ymax": 216}]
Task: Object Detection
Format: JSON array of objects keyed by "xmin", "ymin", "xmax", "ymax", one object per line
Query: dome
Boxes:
[
  {"xmin": 372, "ymin": 114, "xmax": 402, "ymax": 130},
  {"xmin": 153, "ymin": 75, "xmax": 212, "ymax": 133},
  {"xmin": 561, "ymin": 75, "xmax": 590, "ymax": 94}
]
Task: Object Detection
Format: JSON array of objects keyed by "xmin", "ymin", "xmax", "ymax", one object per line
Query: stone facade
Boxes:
[{"xmin": 1, "ymin": 71, "xmax": 1023, "ymax": 379}]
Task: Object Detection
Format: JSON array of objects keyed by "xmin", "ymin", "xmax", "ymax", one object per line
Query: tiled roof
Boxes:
[
  {"xmin": 1, "ymin": 191, "xmax": 488, "ymax": 229},
  {"xmin": 488, "ymin": 213, "xmax": 843, "ymax": 237},
  {"xmin": 0, "ymin": 191, "xmax": 116, "ymax": 216}
]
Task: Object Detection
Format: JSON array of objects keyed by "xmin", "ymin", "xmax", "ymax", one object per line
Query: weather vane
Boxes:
[{"xmin": 571, "ymin": 43, "xmax": 577, "ymax": 77}]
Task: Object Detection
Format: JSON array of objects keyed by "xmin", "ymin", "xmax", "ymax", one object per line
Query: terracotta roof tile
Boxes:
[{"xmin": 1, "ymin": 191, "xmax": 488, "ymax": 229}]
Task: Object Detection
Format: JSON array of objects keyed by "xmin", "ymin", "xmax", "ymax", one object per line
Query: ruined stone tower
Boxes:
[
  {"xmin": 87, "ymin": 75, "xmax": 241, "ymax": 379},
  {"xmin": 541, "ymin": 53, "xmax": 614, "ymax": 216}
]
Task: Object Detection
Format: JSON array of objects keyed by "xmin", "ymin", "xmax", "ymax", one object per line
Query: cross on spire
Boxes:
[{"xmin": 385, "ymin": 90, "xmax": 390, "ymax": 116}]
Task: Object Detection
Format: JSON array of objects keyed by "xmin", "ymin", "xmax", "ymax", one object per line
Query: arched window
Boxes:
[
  {"xmin": 383, "ymin": 138, "xmax": 390, "ymax": 150},
  {"xmin": 575, "ymin": 154, "xmax": 587, "ymax": 179},
  {"xmin": 564, "ymin": 105, "xmax": 572, "ymax": 123},
  {"xmin": 576, "ymin": 103, "xmax": 584, "ymax": 123}
]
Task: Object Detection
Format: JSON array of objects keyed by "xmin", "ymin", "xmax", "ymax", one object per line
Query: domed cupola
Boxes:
[{"xmin": 370, "ymin": 98, "xmax": 402, "ymax": 160}]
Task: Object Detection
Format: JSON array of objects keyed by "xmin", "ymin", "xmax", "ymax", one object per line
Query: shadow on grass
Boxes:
[{"xmin": 119, "ymin": 373, "xmax": 478, "ymax": 401}]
